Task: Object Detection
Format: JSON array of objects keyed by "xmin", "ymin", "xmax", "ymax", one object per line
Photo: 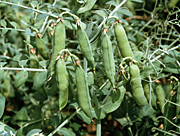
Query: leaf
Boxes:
[
  {"xmin": 0, "ymin": 96, "xmax": 5, "ymax": 119},
  {"xmin": 77, "ymin": 111, "xmax": 91, "ymax": 124},
  {"xmin": 92, "ymin": 10, "xmax": 107, "ymax": 18},
  {"xmin": 131, "ymin": 0, "xmax": 143, "ymax": 3},
  {"xmin": 163, "ymin": 64, "xmax": 180, "ymax": 74},
  {"xmin": 118, "ymin": 8, "xmax": 134, "ymax": 18},
  {"xmin": 64, "ymin": 20, "xmax": 77, "ymax": 30},
  {"xmin": 14, "ymin": 71, "xmax": 28, "ymax": 88},
  {"xmin": 140, "ymin": 66, "xmax": 154, "ymax": 78},
  {"xmin": 0, "ymin": 70, "xmax": 4, "ymax": 81},
  {"xmin": 10, "ymin": 22, "xmax": 18, "ymax": 28},
  {"xmin": 69, "ymin": 102, "xmax": 79, "ymax": 109},
  {"xmin": 33, "ymin": 71, "xmax": 47, "ymax": 90},
  {"xmin": 19, "ymin": 60, "xmax": 28, "ymax": 67},
  {"xmin": 21, "ymin": 20, "xmax": 28, "ymax": 26},
  {"xmin": 102, "ymin": 85, "xmax": 126, "ymax": 114},
  {"xmin": 139, "ymin": 104, "xmax": 155, "ymax": 117},
  {"xmin": 2, "ymin": 29, "xmax": 8, "ymax": 35},
  {"xmin": 163, "ymin": 55, "xmax": 176, "ymax": 63},
  {"xmin": 26, "ymin": 129, "xmax": 42, "ymax": 136},
  {"xmin": 105, "ymin": 1, "xmax": 117, "ymax": 6},
  {"xmin": 13, "ymin": 54, "xmax": 22, "ymax": 62},
  {"xmin": 0, "ymin": 19, "xmax": 7, "ymax": 28},
  {"xmin": 0, "ymin": 62, "xmax": 7, "ymax": 67},
  {"xmin": 37, "ymin": 13, "xmax": 49, "ymax": 19},
  {"xmin": 15, "ymin": 107, "xmax": 28, "ymax": 126},
  {"xmin": 57, "ymin": 128, "xmax": 76, "ymax": 136},
  {"xmin": 77, "ymin": 0, "xmax": 97, "ymax": 14},
  {"xmin": 39, "ymin": 61, "xmax": 48, "ymax": 68},
  {"xmin": 49, "ymin": 114, "xmax": 62, "ymax": 127},
  {"xmin": 11, "ymin": 29, "xmax": 17, "ymax": 35}
]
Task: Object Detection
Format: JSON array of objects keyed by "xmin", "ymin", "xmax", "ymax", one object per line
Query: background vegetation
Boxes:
[{"xmin": 0, "ymin": 0, "xmax": 180, "ymax": 135}]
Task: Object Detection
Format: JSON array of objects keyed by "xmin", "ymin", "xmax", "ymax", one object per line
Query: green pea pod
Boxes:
[
  {"xmin": 114, "ymin": 21, "xmax": 134, "ymax": 62},
  {"xmin": 36, "ymin": 34, "xmax": 49, "ymax": 60},
  {"xmin": 14, "ymin": 71, "xmax": 28, "ymax": 88},
  {"xmin": 75, "ymin": 65, "xmax": 92, "ymax": 119},
  {"xmin": 49, "ymin": 19, "xmax": 65, "ymax": 77},
  {"xmin": 77, "ymin": 23, "xmax": 95, "ymax": 71},
  {"xmin": 56, "ymin": 57, "xmax": 68, "ymax": 111},
  {"xmin": 155, "ymin": 83, "xmax": 165, "ymax": 113},
  {"xmin": 77, "ymin": 0, "xmax": 97, "ymax": 14},
  {"xmin": 142, "ymin": 81, "xmax": 157, "ymax": 109},
  {"xmin": 129, "ymin": 63, "xmax": 148, "ymax": 106},
  {"xmin": 101, "ymin": 31, "xmax": 116, "ymax": 89},
  {"xmin": 29, "ymin": 53, "xmax": 39, "ymax": 79},
  {"xmin": 0, "ymin": 69, "xmax": 4, "ymax": 81}
]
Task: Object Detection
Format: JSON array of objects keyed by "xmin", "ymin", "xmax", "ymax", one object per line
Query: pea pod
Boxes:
[
  {"xmin": 155, "ymin": 82, "xmax": 165, "ymax": 113},
  {"xmin": 101, "ymin": 30, "xmax": 116, "ymax": 89},
  {"xmin": 77, "ymin": 23, "xmax": 95, "ymax": 71},
  {"xmin": 75, "ymin": 64, "xmax": 92, "ymax": 119},
  {"xmin": 129, "ymin": 63, "xmax": 148, "ymax": 106},
  {"xmin": 36, "ymin": 33, "xmax": 49, "ymax": 60},
  {"xmin": 142, "ymin": 81, "xmax": 157, "ymax": 109},
  {"xmin": 114, "ymin": 20, "xmax": 134, "ymax": 61},
  {"xmin": 49, "ymin": 19, "xmax": 65, "ymax": 77},
  {"xmin": 56, "ymin": 57, "xmax": 68, "ymax": 111}
]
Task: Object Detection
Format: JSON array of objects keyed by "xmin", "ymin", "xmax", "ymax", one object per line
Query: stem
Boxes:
[
  {"xmin": 48, "ymin": 108, "xmax": 81, "ymax": 136},
  {"xmin": 0, "ymin": 1, "xmax": 58, "ymax": 19},
  {"xmin": 109, "ymin": 0, "xmax": 127, "ymax": 16},
  {"xmin": 151, "ymin": 127, "xmax": 177, "ymax": 136},
  {"xmin": 101, "ymin": 87, "xmax": 112, "ymax": 105},
  {"xmin": 0, "ymin": 28, "xmax": 25, "ymax": 32},
  {"xmin": 40, "ymin": 0, "xmax": 57, "ymax": 33},
  {"xmin": 96, "ymin": 120, "xmax": 101, "ymax": 136},
  {"xmin": 1, "ymin": 67, "xmax": 47, "ymax": 72}
]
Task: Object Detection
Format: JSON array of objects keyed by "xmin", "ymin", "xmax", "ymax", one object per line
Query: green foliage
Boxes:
[{"xmin": 0, "ymin": 0, "xmax": 180, "ymax": 136}]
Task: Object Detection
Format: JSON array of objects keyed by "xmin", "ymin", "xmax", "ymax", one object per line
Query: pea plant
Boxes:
[{"xmin": 0, "ymin": 0, "xmax": 180, "ymax": 135}]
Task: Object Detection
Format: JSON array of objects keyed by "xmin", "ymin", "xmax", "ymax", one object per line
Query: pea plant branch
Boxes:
[
  {"xmin": 1, "ymin": 67, "xmax": 47, "ymax": 72},
  {"xmin": 0, "ymin": 0, "xmax": 58, "ymax": 19}
]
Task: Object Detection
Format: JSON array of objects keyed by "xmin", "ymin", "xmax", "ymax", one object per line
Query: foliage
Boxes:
[{"xmin": 0, "ymin": 0, "xmax": 180, "ymax": 136}]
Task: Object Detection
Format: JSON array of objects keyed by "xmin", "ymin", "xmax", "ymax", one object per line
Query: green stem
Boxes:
[
  {"xmin": 0, "ymin": 1, "xmax": 58, "ymax": 18},
  {"xmin": 1, "ymin": 67, "xmax": 47, "ymax": 72},
  {"xmin": 109, "ymin": 0, "xmax": 127, "ymax": 16},
  {"xmin": 151, "ymin": 127, "xmax": 177, "ymax": 136},
  {"xmin": 96, "ymin": 119, "xmax": 101, "ymax": 136},
  {"xmin": 0, "ymin": 27, "xmax": 25, "ymax": 32},
  {"xmin": 48, "ymin": 108, "xmax": 81, "ymax": 136},
  {"xmin": 40, "ymin": 0, "xmax": 57, "ymax": 33}
]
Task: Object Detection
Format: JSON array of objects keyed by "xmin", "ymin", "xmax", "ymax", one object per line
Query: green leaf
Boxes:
[
  {"xmin": 118, "ymin": 8, "xmax": 134, "ymax": 18},
  {"xmin": 77, "ymin": 110, "xmax": 91, "ymax": 124},
  {"xmin": 0, "ymin": 19, "xmax": 7, "ymax": 27},
  {"xmin": 0, "ymin": 96, "xmax": 5, "ymax": 119},
  {"xmin": 140, "ymin": 66, "xmax": 154, "ymax": 78},
  {"xmin": 139, "ymin": 104, "xmax": 155, "ymax": 117},
  {"xmin": 14, "ymin": 71, "xmax": 28, "ymax": 88},
  {"xmin": 92, "ymin": 10, "xmax": 107, "ymax": 18},
  {"xmin": 69, "ymin": 102, "xmax": 79, "ymax": 109},
  {"xmin": 15, "ymin": 107, "xmax": 28, "ymax": 126},
  {"xmin": 39, "ymin": 61, "xmax": 48, "ymax": 68},
  {"xmin": 0, "ymin": 62, "xmax": 7, "ymax": 67},
  {"xmin": 33, "ymin": 71, "xmax": 47, "ymax": 90},
  {"xmin": 105, "ymin": 1, "xmax": 117, "ymax": 6},
  {"xmin": 163, "ymin": 64, "xmax": 180, "ymax": 74},
  {"xmin": 49, "ymin": 114, "xmax": 62, "ymax": 127},
  {"xmin": 77, "ymin": 0, "xmax": 97, "ymax": 14},
  {"xmin": 64, "ymin": 20, "xmax": 77, "ymax": 30},
  {"xmin": 102, "ymin": 85, "xmax": 126, "ymax": 114},
  {"xmin": 0, "ymin": 70, "xmax": 4, "ymax": 81},
  {"xmin": 13, "ymin": 54, "xmax": 22, "ymax": 62},
  {"xmin": 26, "ymin": 129, "xmax": 42, "ymax": 136},
  {"xmin": 37, "ymin": 13, "xmax": 49, "ymax": 19},
  {"xmin": 11, "ymin": 29, "xmax": 17, "ymax": 35},
  {"xmin": 57, "ymin": 128, "xmax": 76, "ymax": 136},
  {"xmin": 19, "ymin": 60, "xmax": 28, "ymax": 67},
  {"xmin": 131, "ymin": 0, "xmax": 143, "ymax": 3},
  {"xmin": 2, "ymin": 28, "xmax": 8, "ymax": 35},
  {"xmin": 10, "ymin": 22, "xmax": 18, "ymax": 28}
]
